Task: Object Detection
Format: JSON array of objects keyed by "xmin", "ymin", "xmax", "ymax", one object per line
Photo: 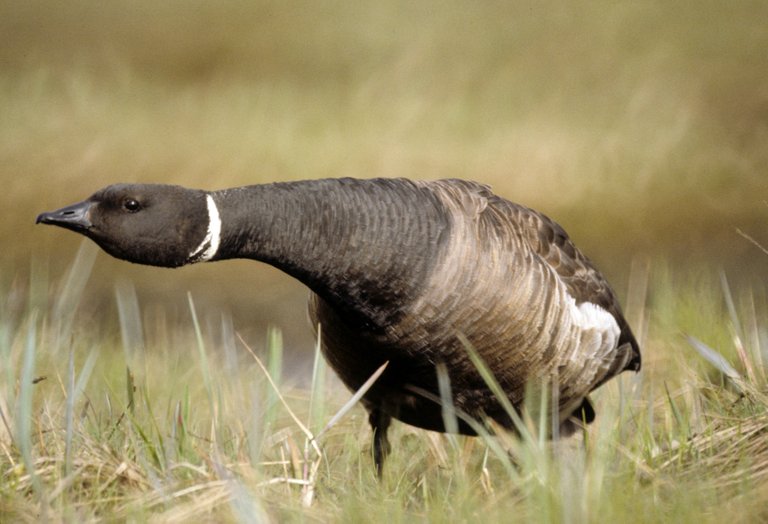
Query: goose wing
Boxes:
[
  {"xmin": 501, "ymin": 197, "xmax": 641, "ymax": 373},
  {"xmin": 426, "ymin": 179, "xmax": 641, "ymax": 374}
]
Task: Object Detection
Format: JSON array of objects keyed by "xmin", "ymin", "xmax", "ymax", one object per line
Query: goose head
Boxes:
[{"xmin": 36, "ymin": 183, "xmax": 215, "ymax": 268}]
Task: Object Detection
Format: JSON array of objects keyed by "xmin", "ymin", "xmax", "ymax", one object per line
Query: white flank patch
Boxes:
[
  {"xmin": 573, "ymin": 301, "xmax": 620, "ymax": 336},
  {"xmin": 565, "ymin": 293, "xmax": 621, "ymax": 352},
  {"xmin": 188, "ymin": 194, "xmax": 222, "ymax": 263}
]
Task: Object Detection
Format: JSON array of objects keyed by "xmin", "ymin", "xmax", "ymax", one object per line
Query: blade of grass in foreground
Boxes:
[
  {"xmin": 237, "ymin": 332, "xmax": 319, "ymax": 454},
  {"xmin": 403, "ymin": 383, "xmax": 519, "ymax": 482},
  {"xmin": 116, "ymin": 281, "xmax": 145, "ymax": 367},
  {"xmin": 307, "ymin": 324, "xmax": 327, "ymax": 436},
  {"xmin": 266, "ymin": 326, "xmax": 284, "ymax": 431},
  {"xmin": 720, "ymin": 272, "xmax": 757, "ymax": 385},
  {"xmin": 457, "ymin": 332, "xmax": 532, "ymax": 442},
  {"xmin": 188, "ymin": 291, "xmax": 227, "ymax": 452},
  {"xmin": 64, "ymin": 347, "xmax": 98, "ymax": 476},
  {"xmin": 52, "ymin": 240, "xmax": 97, "ymax": 354},
  {"xmin": 664, "ymin": 381, "xmax": 689, "ymax": 442},
  {"xmin": 436, "ymin": 362, "xmax": 459, "ymax": 436},
  {"xmin": 307, "ymin": 360, "xmax": 388, "ymax": 506},
  {"xmin": 226, "ymin": 476, "xmax": 271, "ymax": 523},
  {"xmin": 188, "ymin": 292, "xmax": 213, "ymax": 397},
  {"xmin": 686, "ymin": 335, "xmax": 745, "ymax": 391},
  {"xmin": 305, "ymin": 325, "xmax": 328, "ymax": 490},
  {"xmin": 314, "ymin": 360, "xmax": 389, "ymax": 442},
  {"xmin": 17, "ymin": 311, "xmax": 46, "ymax": 516}
]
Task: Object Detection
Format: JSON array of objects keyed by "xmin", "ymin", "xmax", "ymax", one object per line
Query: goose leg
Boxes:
[{"xmin": 368, "ymin": 408, "xmax": 392, "ymax": 477}]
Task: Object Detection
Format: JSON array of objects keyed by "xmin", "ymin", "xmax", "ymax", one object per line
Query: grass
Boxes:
[
  {"xmin": 2, "ymin": 1, "xmax": 768, "ymax": 521},
  {"xmin": 1, "ymin": 245, "xmax": 768, "ymax": 522}
]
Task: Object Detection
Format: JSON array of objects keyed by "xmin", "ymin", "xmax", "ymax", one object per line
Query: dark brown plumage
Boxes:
[{"xmin": 37, "ymin": 177, "xmax": 640, "ymax": 474}]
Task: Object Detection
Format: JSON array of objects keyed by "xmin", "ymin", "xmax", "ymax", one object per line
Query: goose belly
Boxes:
[{"xmin": 308, "ymin": 293, "xmax": 471, "ymax": 433}]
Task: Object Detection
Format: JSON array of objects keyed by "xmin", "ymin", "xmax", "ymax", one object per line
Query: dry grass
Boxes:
[{"xmin": 1, "ymin": 245, "xmax": 768, "ymax": 522}]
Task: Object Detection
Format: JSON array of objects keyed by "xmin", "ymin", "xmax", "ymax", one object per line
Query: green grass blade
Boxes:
[
  {"xmin": 187, "ymin": 291, "xmax": 220, "ymax": 443},
  {"xmin": 52, "ymin": 240, "xmax": 97, "ymax": 353},
  {"xmin": 126, "ymin": 365, "xmax": 136, "ymax": 414},
  {"xmin": 64, "ymin": 349, "xmax": 76, "ymax": 476},
  {"xmin": 687, "ymin": 335, "xmax": 745, "ymax": 392},
  {"xmin": 17, "ymin": 311, "xmax": 46, "ymax": 510},
  {"xmin": 457, "ymin": 332, "xmax": 532, "ymax": 442},
  {"xmin": 435, "ymin": 361, "xmax": 459, "ymax": 436},
  {"xmin": 266, "ymin": 326, "xmax": 283, "ymax": 429},
  {"xmin": 238, "ymin": 332, "xmax": 319, "ymax": 454},
  {"xmin": 307, "ymin": 324, "xmax": 327, "ymax": 435},
  {"xmin": 664, "ymin": 381, "xmax": 688, "ymax": 441},
  {"xmin": 116, "ymin": 280, "xmax": 145, "ymax": 366},
  {"xmin": 405, "ymin": 383, "xmax": 520, "ymax": 482},
  {"xmin": 226, "ymin": 478, "xmax": 271, "ymax": 523},
  {"xmin": 64, "ymin": 347, "xmax": 97, "ymax": 478},
  {"xmin": 188, "ymin": 292, "xmax": 212, "ymax": 393},
  {"xmin": 316, "ymin": 361, "xmax": 389, "ymax": 442}
]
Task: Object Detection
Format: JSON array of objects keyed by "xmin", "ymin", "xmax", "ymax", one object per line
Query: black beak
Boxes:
[{"xmin": 36, "ymin": 200, "xmax": 94, "ymax": 232}]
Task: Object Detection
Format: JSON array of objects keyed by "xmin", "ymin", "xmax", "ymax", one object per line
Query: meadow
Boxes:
[
  {"xmin": 2, "ymin": 243, "xmax": 767, "ymax": 522},
  {"xmin": 1, "ymin": 1, "xmax": 768, "ymax": 521}
]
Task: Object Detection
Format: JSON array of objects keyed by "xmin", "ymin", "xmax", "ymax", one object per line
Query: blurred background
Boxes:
[{"xmin": 2, "ymin": 0, "xmax": 767, "ymax": 370}]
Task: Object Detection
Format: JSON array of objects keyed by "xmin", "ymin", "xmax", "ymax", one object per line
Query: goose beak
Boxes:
[{"xmin": 36, "ymin": 200, "xmax": 94, "ymax": 232}]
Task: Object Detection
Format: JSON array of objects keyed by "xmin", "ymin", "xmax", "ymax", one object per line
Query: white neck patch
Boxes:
[{"xmin": 188, "ymin": 194, "xmax": 222, "ymax": 263}]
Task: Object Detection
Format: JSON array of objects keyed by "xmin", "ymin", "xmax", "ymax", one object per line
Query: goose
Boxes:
[{"xmin": 36, "ymin": 177, "xmax": 641, "ymax": 474}]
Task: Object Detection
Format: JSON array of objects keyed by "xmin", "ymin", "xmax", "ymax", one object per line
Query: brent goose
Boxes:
[{"xmin": 37, "ymin": 178, "xmax": 641, "ymax": 474}]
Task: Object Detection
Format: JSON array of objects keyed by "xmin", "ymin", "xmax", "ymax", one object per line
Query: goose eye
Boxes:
[{"xmin": 123, "ymin": 199, "xmax": 141, "ymax": 213}]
